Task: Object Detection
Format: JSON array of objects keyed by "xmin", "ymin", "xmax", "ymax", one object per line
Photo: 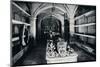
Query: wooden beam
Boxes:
[
  {"xmin": 13, "ymin": 49, "xmax": 24, "ymax": 64},
  {"xmin": 12, "ymin": 2, "xmax": 31, "ymax": 16},
  {"xmin": 75, "ymin": 23, "xmax": 96, "ymax": 27},
  {"xmin": 73, "ymin": 33, "xmax": 96, "ymax": 38},
  {"xmin": 12, "ymin": 37, "xmax": 19, "ymax": 42},
  {"xmin": 13, "ymin": 46, "xmax": 28, "ymax": 64},
  {"xmin": 12, "ymin": 35, "xmax": 25, "ymax": 42},
  {"xmin": 75, "ymin": 42, "xmax": 95, "ymax": 55},
  {"xmin": 75, "ymin": 10, "xmax": 95, "ymax": 20},
  {"xmin": 12, "ymin": 19, "xmax": 30, "ymax": 26}
]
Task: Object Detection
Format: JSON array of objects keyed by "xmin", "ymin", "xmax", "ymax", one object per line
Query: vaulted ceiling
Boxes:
[
  {"xmin": 31, "ymin": 2, "xmax": 78, "ymax": 19},
  {"xmin": 13, "ymin": 1, "xmax": 78, "ymax": 20},
  {"xmin": 13, "ymin": 1, "xmax": 96, "ymax": 20}
]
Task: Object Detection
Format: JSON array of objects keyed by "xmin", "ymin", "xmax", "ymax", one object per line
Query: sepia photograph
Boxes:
[{"xmin": 11, "ymin": 0, "xmax": 96, "ymax": 66}]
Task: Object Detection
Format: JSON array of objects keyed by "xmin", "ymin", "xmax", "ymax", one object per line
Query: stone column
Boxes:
[
  {"xmin": 30, "ymin": 17, "xmax": 37, "ymax": 39},
  {"xmin": 62, "ymin": 22, "xmax": 64, "ymax": 37},
  {"xmin": 69, "ymin": 17, "xmax": 75, "ymax": 36}
]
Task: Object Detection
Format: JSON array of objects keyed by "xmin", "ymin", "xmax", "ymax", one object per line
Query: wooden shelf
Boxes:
[
  {"xmin": 13, "ymin": 46, "xmax": 28, "ymax": 64},
  {"xmin": 12, "ymin": 37, "xmax": 19, "ymax": 42},
  {"xmin": 73, "ymin": 33, "xmax": 96, "ymax": 38},
  {"xmin": 12, "ymin": 34, "xmax": 26, "ymax": 42},
  {"xmin": 12, "ymin": 19, "xmax": 30, "ymax": 26},
  {"xmin": 75, "ymin": 23, "xmax": 96, "ymax": 27},
  {"xmin": 13, "ymin": 48, "xmax": 24, "ymax": 63},
  {"xmin": 12, "ymin": 2, "xmax": 31, "ymax": 16},
  {"xmin": 75, "ymin": 42, "xmax": 96, "ymax": 56},
  {"xmin": 75, "ymin": 10, "xmax": 95, "ymax": 20}
]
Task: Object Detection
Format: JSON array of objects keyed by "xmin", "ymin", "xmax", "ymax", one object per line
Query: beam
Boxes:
[
  {"xmin": 12, "ymin": 19, "xmax": 30, "ymax": 26},
  {"xmin": 72, "ymin": 33, "xmax": 95, "ymax": 38},
  {"xmin": 12, "ymin": 37, "xmax": 19, "ymax": 42},
  {"xmin": 75, "ymin": 10, "xmax": 95, "ymax": 20},
  {"xmin": 75, "ymin": 23, "xmax": 96, "ymax": 27},
  {"xmin": 13, "ymin": 48, "xmax": 24, "ymax": 64},
  {"xmin": 12, "ymin": 2, "xmax": 31, "ymax": 16}
]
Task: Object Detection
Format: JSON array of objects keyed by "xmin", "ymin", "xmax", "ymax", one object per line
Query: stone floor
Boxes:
[{"xmin": 14, "ymin": 41, "xmax": 96, "ymax": 66}]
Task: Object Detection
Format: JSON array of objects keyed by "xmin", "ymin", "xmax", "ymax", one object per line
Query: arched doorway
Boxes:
[{"xmin": 36, "ymin": 15, "xmax": 62, "ymax": 46}]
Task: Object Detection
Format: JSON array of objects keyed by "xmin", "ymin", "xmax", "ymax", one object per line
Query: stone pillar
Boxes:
[
  {"xmin": 69, "ymin": 17, "xmax": 75, "ymax": 36},
  {"xmin": 62, "ymin": 22, "xmax": 64, "ymax": 37},
  {"xmin": 30, "ymin": 17, "xmax": 37, "ymax": 39}
]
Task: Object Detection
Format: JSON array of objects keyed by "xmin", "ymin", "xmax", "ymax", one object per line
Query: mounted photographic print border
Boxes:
[{"xmin": 11, "ymin": 0, "xmax": 96, "ymax": 66}]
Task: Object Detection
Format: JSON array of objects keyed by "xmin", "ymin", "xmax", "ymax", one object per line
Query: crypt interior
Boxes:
[{"xmin": 11, "ymin": 1, "xmax": 96, "ymax": 66}]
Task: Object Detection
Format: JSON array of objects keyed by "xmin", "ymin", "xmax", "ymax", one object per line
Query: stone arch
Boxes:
[
  {"xmin": 37, "ymin": 14, "xmax": 62, "ymax": 33},
  {"xmin": 36, "ymin": 12, "xmax": 65, "ymax": 36},
  {"xmin": 36, "ymin": 15, "xmax": 62, "ymax": 41},
  {"xmin": 33, "ymin": 4, "xmax": 69, "ymax": 18}
]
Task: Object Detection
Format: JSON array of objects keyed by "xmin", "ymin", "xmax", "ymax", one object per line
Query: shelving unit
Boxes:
[
  {"xmin": 74, "ymin": 10, "xmax": 96, "ymax": 56},
  {"xmin": 12, "ymin": 2, "xmax": 31, "ymax": 64}
]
